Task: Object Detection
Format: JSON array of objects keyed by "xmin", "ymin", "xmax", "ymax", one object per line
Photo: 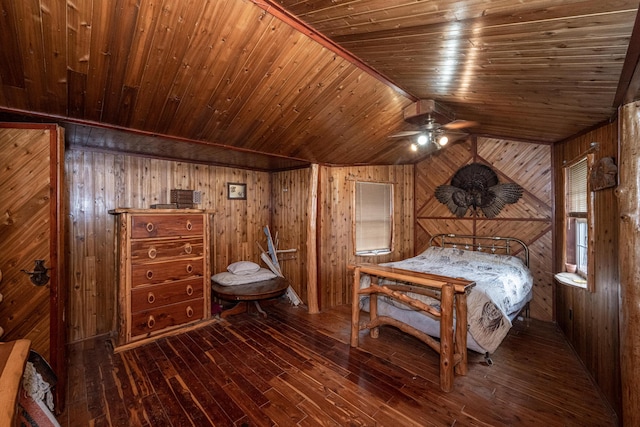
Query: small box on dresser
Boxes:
[{"xmin": 109, "ymin": 208, "xmax": 213, "ymax": 351}]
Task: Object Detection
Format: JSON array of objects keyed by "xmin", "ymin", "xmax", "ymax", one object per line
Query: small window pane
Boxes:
[
  {"xmin": 355, "ymin": 182, "xmax": 393, "ymax": 253},
  {"xmin": 576, "ymin": 219, "xmax": 588, "ymax": 274}
]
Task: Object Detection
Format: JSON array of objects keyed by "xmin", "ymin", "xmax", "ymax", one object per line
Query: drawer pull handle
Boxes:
[
  {"xmin": 186, "ymin": 220, "xmax": 193, "ymax": 231},
  {"xmin": 186, "ymin": 306, "xmax": 194, "ymax": 318},
  {"xmin": 146, "ymin": 222, "xmax": 155, "ymax": 233},
  {"xmin": 146, "ymin": 270, "xmax": 153, "ymax": 280},
  {"xmin": 148, "ymin": 247, "xmax": 157, "ymax": 259},
  {"xmin": 147, "ymin": 315, "xmax": 156, "ymax": 329},
  {"xmin": 147, "ymin": 292, "xmax": 155, "ymax": 304},
  {"xmin": 186, "ymin": 285, "xmax": 194, "ymax": 296},
  {"xmin": 186, "ymin": 264, "xmax": 193, "ymax": 274},
  {"xmin": 184, "ymin": 243, "xmax": 192, "ymax": 254}
]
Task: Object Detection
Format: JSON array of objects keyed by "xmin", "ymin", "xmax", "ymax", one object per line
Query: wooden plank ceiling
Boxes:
[{"xmin": 0, "ymin": 0, "xmax": 638, "ymax": 169}]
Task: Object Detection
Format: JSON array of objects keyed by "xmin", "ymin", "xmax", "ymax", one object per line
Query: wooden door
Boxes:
[{"xmin": 0, "ymin": 123, "xmax": 66, "ymax": 411}]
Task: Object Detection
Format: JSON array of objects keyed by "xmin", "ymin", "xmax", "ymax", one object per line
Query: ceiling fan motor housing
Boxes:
[{"xmin": 403, "ymin": 99, "xmax": 455, "ymax": 125}]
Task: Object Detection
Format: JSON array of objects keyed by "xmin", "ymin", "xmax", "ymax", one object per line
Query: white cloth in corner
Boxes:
[{"xmin": 22, "ymin": 361, "xmax": 54, "ymax": 412}]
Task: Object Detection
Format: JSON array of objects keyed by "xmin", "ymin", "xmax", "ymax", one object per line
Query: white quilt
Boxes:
[{"xmin": 359, "ymin": 246, "xmax": 533, "ymax": 353}]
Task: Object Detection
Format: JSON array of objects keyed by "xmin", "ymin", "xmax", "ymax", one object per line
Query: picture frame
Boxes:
[{"xmin": 227, "ymin": 182, "xmax": 247, "ymax": 200}]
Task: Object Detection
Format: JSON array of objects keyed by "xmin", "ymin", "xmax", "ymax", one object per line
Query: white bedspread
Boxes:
[{"xmin": 359, "ymin": 246, "xmax": 533, "ymax": 353}]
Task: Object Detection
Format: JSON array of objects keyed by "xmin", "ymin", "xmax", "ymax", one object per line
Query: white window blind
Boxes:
[
  {"xmin": 567, "ymin": 158, "xmax": 587, "ymax": 215},
  {"xmin": 355, "ymin": 182, "xmax": 393, "ymax": 254}
]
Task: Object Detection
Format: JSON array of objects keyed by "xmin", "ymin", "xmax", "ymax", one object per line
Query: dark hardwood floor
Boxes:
[{"xmin": 57, "ymin": 301, "xmax": 618, "ymax": 426}]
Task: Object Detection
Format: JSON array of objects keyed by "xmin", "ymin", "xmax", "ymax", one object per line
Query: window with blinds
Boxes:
[
  {"xmin": 567, "ymin": 158, "xmax": 588, "ymax": 216},
  {"xmin": 565, "ymin": 157, "xmax": 589, "ymax": 277},
  {"xmin": 355, "ymin": 182, "xmax": 393, "ymax": 255}
]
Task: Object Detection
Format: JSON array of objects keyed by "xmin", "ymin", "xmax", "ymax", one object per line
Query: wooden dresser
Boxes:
[{"xmin": 110, "ymin": 209, "xmax": 212, "ymax": 350}]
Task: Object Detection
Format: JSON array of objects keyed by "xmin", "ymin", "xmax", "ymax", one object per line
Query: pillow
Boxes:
[
  {"xmin": 227, "ymin": 261, "xmax": 261, "ymax": 275},
  {"xmin": 212, "ymin": 268, "xmax": 277, "ymax": 286}
]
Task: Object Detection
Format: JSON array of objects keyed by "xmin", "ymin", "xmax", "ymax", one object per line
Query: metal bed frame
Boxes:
[{"xmin": 428, "ymin": 234, "xmax": 530, "ymax": 267}]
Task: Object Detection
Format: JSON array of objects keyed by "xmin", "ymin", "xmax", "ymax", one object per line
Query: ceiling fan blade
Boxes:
[
  {"xmin": 442, "ymin": 120, "xmax": 479, "ymax": 130},
  {"xmin": 442, "ymin": 132, "xmax": 468, "ymax": 143},
  {"xmin": 390, "ymin": 130, "xmax": 421, "ymax": 138}
]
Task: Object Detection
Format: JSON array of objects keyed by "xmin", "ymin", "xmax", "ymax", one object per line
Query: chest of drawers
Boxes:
[{"xmin": 110, "ymin": 209, "xmax": 211, "ymax": 350}]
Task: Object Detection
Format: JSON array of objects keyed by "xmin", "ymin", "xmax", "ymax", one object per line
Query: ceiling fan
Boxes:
[{"xmin": 390, "ymin": 100, "xmax": 478, "ymax": 151}]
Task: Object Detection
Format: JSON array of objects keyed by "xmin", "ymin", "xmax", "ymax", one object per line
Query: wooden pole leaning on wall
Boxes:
[
  {"xmin": 618, "ymin": 101, "xmax": 640, "ymax": 427},
  {"xmin": 306, "ymin": 164, "xmax": 320, "ymax": 314}
]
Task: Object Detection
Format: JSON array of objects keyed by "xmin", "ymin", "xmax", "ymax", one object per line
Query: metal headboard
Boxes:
[{"xmin": 428, "ymin": 234, "xmax": 530, "ymax": 267}]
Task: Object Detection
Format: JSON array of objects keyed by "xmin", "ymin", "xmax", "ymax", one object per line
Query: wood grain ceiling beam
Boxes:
[
  {"xmin": 614, "ymin": 8, "xmax": 640, "ymax": 106},
  {"xmin": 0, "ymin": 106, "xmax": 311, "ymax": 169},
  {"xmin": 249, "ymin": 0, "xmax": 417, "ymax": 102}
]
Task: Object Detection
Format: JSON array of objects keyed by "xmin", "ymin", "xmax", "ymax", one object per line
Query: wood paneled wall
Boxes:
[
  {"xmin": 65, "ymin": 149, "xmax": 271, "ymax": 342},
  {"xmin": 414, "ymin": 137, "xmax": 554, "ymax": 321},
  {"xmin": 66, "ymin": 155, "xmax": 414, "ymax": 338},
  {"xmin": 270, "ymin": 168, "xmax": 310, "ymax": 303},
  {"xmin": 553, "ymin": 121, "xmax": 621, "ymax": 417},
  {"xmin": 317, "ymin": 165, "xmax": 414, "ymax": 309}
]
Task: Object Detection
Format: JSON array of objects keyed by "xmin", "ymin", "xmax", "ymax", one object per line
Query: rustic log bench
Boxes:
[
  {"xmin": 349, "ymin": 263, "xmax": 475, "ymax": 392},
  {"xmin": 211, "ymin": 277, "xmax": 289, "ymax": 318}
]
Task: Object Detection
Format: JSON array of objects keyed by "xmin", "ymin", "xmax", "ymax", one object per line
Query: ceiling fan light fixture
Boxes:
[{"xmin": 394, "ymin": 103, "xmax": 478, "ymax": 153}]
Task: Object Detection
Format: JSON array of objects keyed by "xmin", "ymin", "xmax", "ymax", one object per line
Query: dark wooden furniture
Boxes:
[
  {"xmin": 110, "ymin": 209, "xmax": 212, "ymax": 351},
  {"xmin": 211, "ymin": 277, "xmax": 289, "ymax": 318},
  {"xmin": 0, "ymin": 339, "xmax": 30, "ymax": 426},
  {"xmin": 350, "ymin": 263, "xmax": 475, "ymax": 392}
]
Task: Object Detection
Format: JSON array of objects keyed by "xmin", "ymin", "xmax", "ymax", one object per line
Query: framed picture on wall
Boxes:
[{"xmin": 227, "ymin": 183, "xmax": 247, "ymax": 200}]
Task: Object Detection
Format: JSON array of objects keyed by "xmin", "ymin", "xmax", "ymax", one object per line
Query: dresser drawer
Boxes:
[
  {"xmin": 130, "ymin": 238, "xmax": 204, "ymax": 263},
  {"xmin": 131, "ymin": 258, "xmax": 204, "ymax": 287},
  {"xmin": 130, "ymin": 278, "xmax": 204, "ymax": 313},
  {"xmin": 131, "ymin": 214, "xmax": 203, "ymax": 239},
  {"xmin": 130, "ymin": 299, "xmax": 204, "ymax": 338}
]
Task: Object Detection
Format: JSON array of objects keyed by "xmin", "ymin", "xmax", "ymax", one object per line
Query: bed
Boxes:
[{"xmin": 350, "ymin": 234, "xmax": 533, "ymax": 391}]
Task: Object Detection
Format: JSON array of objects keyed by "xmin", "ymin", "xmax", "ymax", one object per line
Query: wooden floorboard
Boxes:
[{"xmin": 56, "ymin": 301, "xmax": 618, "ymax": 426}]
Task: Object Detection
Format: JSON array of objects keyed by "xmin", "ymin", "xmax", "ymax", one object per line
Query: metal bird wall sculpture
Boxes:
[{"xmin": 435, "ymin": 163, "xmax": 523, "ymax": 218}]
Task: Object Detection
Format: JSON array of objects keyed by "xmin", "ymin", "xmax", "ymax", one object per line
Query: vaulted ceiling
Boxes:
[{"xmin": 1, "ymin": 0, "xmax": 638, "ymax": 170}]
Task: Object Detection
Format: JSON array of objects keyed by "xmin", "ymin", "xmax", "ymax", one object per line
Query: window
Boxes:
[
  {"xmin": 563, "ymin": 156, "xmax": 592, "ymax": 285},
  {"xmin": 354, "ymin": 182, "xmax": 393, "ymax": 255},
  {"xmin": 575, "ymin": 218, "xmax": 588, "ymax": 274}
]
